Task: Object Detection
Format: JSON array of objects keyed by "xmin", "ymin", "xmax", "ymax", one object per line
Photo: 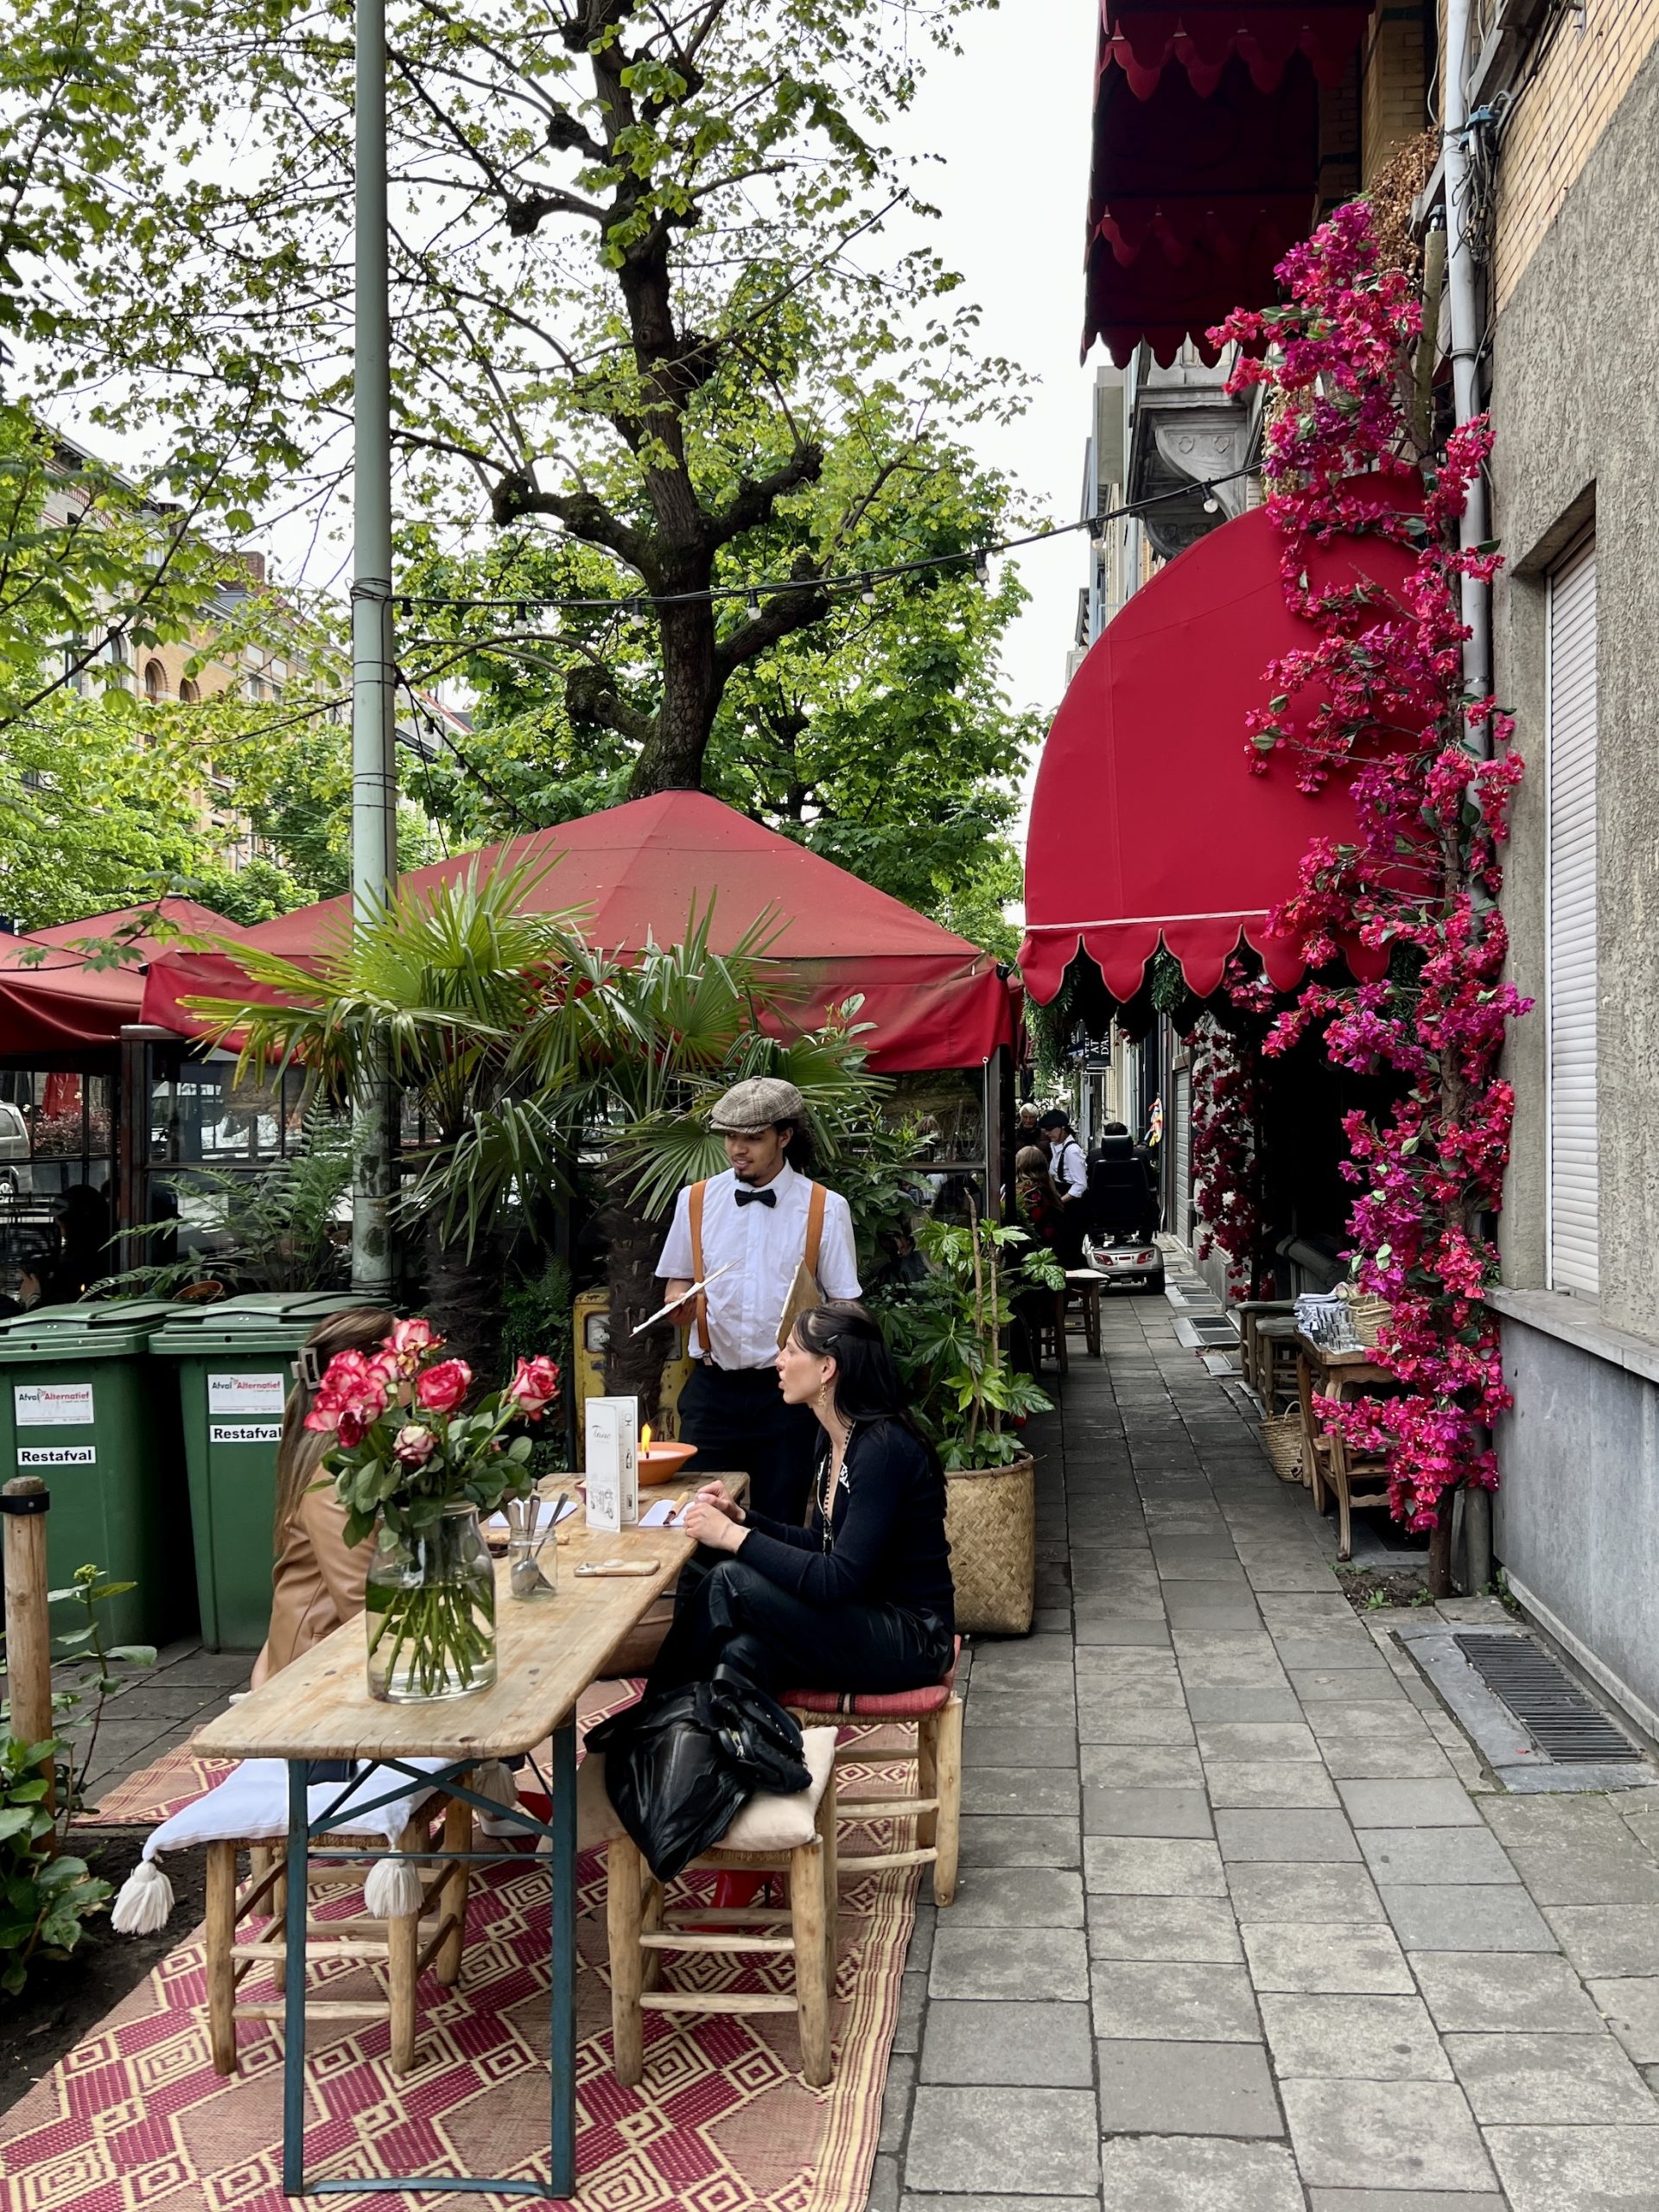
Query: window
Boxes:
[
  {"xmin": 143, "ymin": 658, "xmax": 167, "ymax": 701},
  {"xmin": 178, "ymin": 677, "xmax": 200, "ymax": 705},
  {"xmin": 1546, "ymin": 530, "xmax": 1598, "ymax": 1297}
]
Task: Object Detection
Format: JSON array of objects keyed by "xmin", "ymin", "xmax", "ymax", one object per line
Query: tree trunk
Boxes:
[
  {"xmin": 602, "ymin": 1182, "xmax": 675, "ymax": 1420},
  {"xmin": 629, "ymin": 596, "xmax": 719, "ymax": 796},
  {"xmin": 422, "ymin": 1216, "xmax": 505, "ymax": 1379}
]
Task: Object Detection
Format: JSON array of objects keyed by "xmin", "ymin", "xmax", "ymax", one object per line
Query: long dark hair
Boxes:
[
  {"xmin": 273, "ymin": 1305, "xmax": 391, "ymax": 1548},
  {"xmin": 791, "ymin": 1300, "xmax": 940, "ymax": 1471}
]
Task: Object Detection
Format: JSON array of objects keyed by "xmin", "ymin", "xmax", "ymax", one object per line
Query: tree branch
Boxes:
[
  {"xmin": 714, "ymin": 563, "xmax": 832, "ymax": 683},
  {"xmin": 708, "ymin": 442, "xmax": 824, "ymax": 548},
  {"xmin": 490, "ymin": 474, "xmax": 658, "ymax": 580}
]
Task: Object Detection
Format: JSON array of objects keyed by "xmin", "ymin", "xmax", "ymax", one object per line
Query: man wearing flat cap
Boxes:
[{"xmin": 656, "ymin": 1075, "xmax": 861, "ymax": 1522}]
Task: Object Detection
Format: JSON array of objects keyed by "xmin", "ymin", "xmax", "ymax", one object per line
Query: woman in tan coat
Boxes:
[{"xmin": 251, "ymin": 1306, "xmax": 392, "ymax": 1688}]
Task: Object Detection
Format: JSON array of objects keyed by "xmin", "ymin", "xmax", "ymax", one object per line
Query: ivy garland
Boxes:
[{"xmin": 1211, "ymin": 201, "xmax": 1530, "ymax": 1534}]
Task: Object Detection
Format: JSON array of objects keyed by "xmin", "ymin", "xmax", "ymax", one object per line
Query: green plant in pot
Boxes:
[
  {"xmin": 308, "ymin": 1315, "xmax": 562, "ymax": 1701},
  {"xmin": 872, "ymin": 1210, "xmax": 1061, "ymax": 1636}
]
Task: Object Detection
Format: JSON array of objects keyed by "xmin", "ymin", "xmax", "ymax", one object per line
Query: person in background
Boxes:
[
  {"xmin": 1015, "ymin": 1102, "xmax": 1042, "ymax": 1142},
  {"xmin": 1014, "ymin": 1143, "xmax": 1065, "ymax": 1253},
  {"xmin": 251, "ymin": 1306, "xmax": 391, "ymax": 1688},
  {"xmin": 656, "ymin": 1077, "xmax": 861, "ymax": 1524},
  {"xmin": 1039, "ymin": 1109, "xmax": 1089, "ymax": 1265}
]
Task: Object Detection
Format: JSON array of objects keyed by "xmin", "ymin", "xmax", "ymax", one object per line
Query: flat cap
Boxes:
[{"xmin": 709, "ymin": 1075, "xmax": 807, "ymax": 1133}]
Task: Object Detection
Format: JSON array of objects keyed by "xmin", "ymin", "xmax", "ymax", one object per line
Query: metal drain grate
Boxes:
[{"xmin": 1453, "ymin": 1634, "xmax": 1642, "ymax": 1763}]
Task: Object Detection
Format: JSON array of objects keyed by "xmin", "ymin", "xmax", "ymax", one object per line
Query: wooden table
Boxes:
[
  {"xmin": 1295, "ymin": 1338, "xmax": 1394, "ymax": 1560},
  {"xmin": 193, "ymin": 1505, "xmax": 697, "ymax": 2202}
]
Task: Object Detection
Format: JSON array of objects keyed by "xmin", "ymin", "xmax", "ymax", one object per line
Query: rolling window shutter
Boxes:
[
  {"xmin": 1546, "ymin": 532, "xmax": 1599, "ymax": 1298},
  {"xmin": 1172, "ymin": 1064, "xmax": 1192, "ymax": 1244}
]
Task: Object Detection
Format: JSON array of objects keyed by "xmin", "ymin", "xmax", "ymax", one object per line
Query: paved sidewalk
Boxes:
[{"xmin": 877, "ymin": 1288, "xmax": 1659, "ymax": 2212}]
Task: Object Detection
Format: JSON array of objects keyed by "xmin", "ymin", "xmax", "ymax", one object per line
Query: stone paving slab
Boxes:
[{"xmin": 887, "ymin": 1293, "xmax": 1659, "ymax": 2210}]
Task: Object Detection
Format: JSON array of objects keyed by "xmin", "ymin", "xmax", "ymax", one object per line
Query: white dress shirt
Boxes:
[
  {"xmin": 1050, "ymin": 1135, "xmax": 1089, "ymax": 1200},
  {"xmin": 656, "ymin": 1162, "xmax": 861, "ymax": 1370}
]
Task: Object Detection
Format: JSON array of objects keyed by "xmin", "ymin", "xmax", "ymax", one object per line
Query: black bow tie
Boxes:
[{"xmin": 734, "ymin": 1185, "xmax": 778, "ymax": 1208}]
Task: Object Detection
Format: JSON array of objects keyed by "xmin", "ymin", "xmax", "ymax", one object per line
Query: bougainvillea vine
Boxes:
[
  {"xmin": 1211, "ymin": 201, "xmax": 1529, "ymax": 1534},
  {"xmin": 1188, "ymin": 1011, "xmax": 1265, "ymax": 1299}
]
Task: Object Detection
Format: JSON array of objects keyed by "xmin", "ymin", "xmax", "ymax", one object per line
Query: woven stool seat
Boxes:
[{"xmin": 779, "ymin": 1649, "xmax": 960, "ymax": 1719}]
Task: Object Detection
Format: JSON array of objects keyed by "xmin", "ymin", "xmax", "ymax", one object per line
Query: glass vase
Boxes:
[{"xmin": 365, "ymin": 1504, "xmax": 498, "ymax": 1703}]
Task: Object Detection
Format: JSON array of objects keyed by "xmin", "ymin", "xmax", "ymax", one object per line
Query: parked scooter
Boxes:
[{"xmin": 1083, "ymin": 1130, "xmax": 1164, "ymax": 1294}]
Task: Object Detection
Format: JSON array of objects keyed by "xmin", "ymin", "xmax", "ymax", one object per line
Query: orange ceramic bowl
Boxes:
[{"xmin": 637, "ymin": 1439, "xmax": 698, "ymax": 1486}]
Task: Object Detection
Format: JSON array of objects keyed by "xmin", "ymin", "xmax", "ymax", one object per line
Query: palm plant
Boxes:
[
  {"xmin": 187, "ymin": 861, "xmax": 611, "ymax": 1356},
  {"xmin": 188, "ymin": 868, "xmax": 888, "ymax": 1389}
]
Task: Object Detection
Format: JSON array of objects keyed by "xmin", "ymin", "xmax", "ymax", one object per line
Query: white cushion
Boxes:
[
  {"xmin": 141, "ymin": 1758, "xmax": 447, "ymax": 1859},
  {"xmin": 582, "ymin": 1726, "xmax": 836, "ymax": 1859},
  {"xmin": 716, "ymin": 1727, "xmax": 836, "ymax": 1853}
]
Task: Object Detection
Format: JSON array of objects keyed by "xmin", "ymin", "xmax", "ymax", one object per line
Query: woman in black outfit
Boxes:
[{"xmin": 649, "ymin": 1300, "xmax": 955, "ymax": 1700}]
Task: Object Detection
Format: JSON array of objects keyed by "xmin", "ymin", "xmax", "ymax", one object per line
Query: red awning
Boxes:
[
  {"xmin": 1100, "ymin": 3, "xmax": 1376, "ymax": 99},
  {"xmin": 1019, "ymin": 493, "xmax": 1421, "ymax": 1007},
  {"xmin": 27, "ymin": 897, "xmax": 256, "ymax": 963},
  {"xmin": 0, "ymin": 961, "xmax": 145, "ymax": 1053},
  {"xmin": 144, "ymin": 791, "xmax": 1017, "ymax": 1072},
  {"xmin": 1084, "ymin": 4, "xmax": 1376, "ymax": 365}
]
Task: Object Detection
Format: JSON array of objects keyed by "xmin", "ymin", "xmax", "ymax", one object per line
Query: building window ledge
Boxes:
[{"xmin": 1485, "ymin": 1286, "xmax": 1659, "ymax": 1389}]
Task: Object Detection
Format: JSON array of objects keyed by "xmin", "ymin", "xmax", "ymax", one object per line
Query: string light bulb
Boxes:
[
  {"xmin": 746, "ymin": 589, "xmax": 760, "ymax": 616},
  {"xmin": 860, "ymin": 574, "xmax": 877, "ymax": 605},
  {"xmin": 974, "ymin": 548, "xmax": 992, "ymax": 585},
  {"xmin": 1202, "ymin": 491, "xmax": 1221, "ymax": 515}
]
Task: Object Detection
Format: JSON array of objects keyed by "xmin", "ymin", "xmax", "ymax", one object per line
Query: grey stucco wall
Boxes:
[
  {"xmin": 1495, "ymin": 1312, "xmax": 1659, "ymax": 1727},
  {"xmin": 1490, "ymin": 35, "xmax": 1659, "ymax": 1337}
]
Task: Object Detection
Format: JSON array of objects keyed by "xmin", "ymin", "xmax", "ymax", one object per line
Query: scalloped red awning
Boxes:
[
  {"xmin": 1018, "ymin": 496, "xmax": 1420, "ymax": 1008},
  {"xmin": 1084, "ymin": 3, "xmax": 1377, "ymax": 365},
  {"xmin": 1100, "ymin": 3, "xmax": 1376, "ymax": 99}
]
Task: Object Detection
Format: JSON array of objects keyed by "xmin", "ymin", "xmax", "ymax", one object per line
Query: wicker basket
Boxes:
[
  {"xmin": 1261, "ymin": 1412, "xmax": 1305, "ymax": 1484},
  {"xmin": 944, "ymin": 1452, "xmax": 1035, "ymax": 1635},
  {"xmin": 1345, "ymin": 1295, "xmax": 1392, "ymax": 1348}
]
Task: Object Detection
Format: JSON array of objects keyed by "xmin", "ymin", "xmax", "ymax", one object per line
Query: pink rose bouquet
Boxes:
[{"xmin": 305, "ymin": 1319, "xmax": 561, "ymax": 1548}]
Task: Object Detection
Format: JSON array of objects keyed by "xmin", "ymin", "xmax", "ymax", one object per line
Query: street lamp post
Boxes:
[{"xmin": 349, "ymin": 0, "xmax": 397, "ymax": 1297}]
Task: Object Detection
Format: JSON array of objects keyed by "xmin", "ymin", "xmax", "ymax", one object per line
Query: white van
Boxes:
[{"xmin": 0, "ymin": 1103, "xmax": 34, "ymax": 1196}]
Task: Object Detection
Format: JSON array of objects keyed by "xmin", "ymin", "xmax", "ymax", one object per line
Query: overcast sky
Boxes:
[{"xmin": 889, "ymin": 0, "xmax": 1102, "ymax": 731}]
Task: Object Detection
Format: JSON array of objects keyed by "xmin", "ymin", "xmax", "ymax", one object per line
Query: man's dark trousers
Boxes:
[{"xmin": 676, "ymin": 1363, "xmax": 817, "ymax": 1524}]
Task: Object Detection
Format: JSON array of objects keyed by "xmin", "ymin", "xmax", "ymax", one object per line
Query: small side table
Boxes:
[{"xmin": 1060, "ymin": 1269, "xmax": 1105, "ymax": 1361}]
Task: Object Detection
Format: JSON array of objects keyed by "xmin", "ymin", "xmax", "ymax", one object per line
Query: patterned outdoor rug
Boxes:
[
  {"xmin": 0, "ymin": 1811, "xmax": 916, "ymax": 2212},
  {"xmin": 76, "ymin": 1680, "xmax": 650, "ymax": 1829}
]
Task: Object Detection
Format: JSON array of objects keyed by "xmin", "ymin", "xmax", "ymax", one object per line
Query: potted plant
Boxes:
[
  {"xmin": 307, "ymin": 1316, "xmax": 562, "ymax": 1702},
  {"xmin": 873, "ymin": 1209, "xmax": 1061, "ymax": 1635}
]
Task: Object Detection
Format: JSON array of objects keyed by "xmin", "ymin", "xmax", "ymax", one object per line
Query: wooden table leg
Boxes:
[
  {"xmin": 281, "ymin": 1761, "xmax": 309, "ymax": 2196},
  {"xmin": 548, "ymin": 1720, "xmax": 578, "ymax": 2199}
]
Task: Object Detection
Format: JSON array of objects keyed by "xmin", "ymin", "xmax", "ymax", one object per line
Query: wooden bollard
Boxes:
[{"xmin": 3, "ymin": 1476, "xmax": 54, "ymax": 1814}]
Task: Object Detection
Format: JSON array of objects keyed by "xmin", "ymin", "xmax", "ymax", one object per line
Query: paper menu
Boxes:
[{"xmin": 583, "ymin": 1396, "xmax": 640, "ymax": 1532}]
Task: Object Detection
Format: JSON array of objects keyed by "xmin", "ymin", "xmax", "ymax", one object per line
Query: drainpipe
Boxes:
[
  {"xmin": 1442, "ymin": 0, "xmax": 1495, "ymax": 1595},
  {"xmin": 1442, "ymin": 0, "xmax": 1491, "ymax": 714},
  {"xmin": 349, "ymin": 0, "xmax": 398, "ymax": 1298}
]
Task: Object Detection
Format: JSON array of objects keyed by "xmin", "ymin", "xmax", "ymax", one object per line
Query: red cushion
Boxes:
[{"xmin": 782, "ymin": 1640, "xmax": 961, "ymax": 1718}]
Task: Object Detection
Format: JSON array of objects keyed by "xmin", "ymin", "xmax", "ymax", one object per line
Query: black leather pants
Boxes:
[{"xmin": 646, "ymin": 1552, "xmax": 953, "ymax": 1700}]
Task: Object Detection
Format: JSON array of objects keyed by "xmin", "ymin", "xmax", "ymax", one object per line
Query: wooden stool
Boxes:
[
  {"xmin": 1255, "ymin": 1314, "xmax": 1302, "ymax": 1414},
  {"xmin": 783, "ymin": 1653, "xmax": 963, "ymax": 1908},
  {"xmin": 1235, "ymin": 1300, "xmax": 1294, "ymax": 1397},
  {"xmin": 1298, "ymin": 1342, "xmax": 1395, "ymax": 1560},
  {"xmin": 207, "ymin": 1798, "xmax": 471, "ymax": 2075},
  {"xmin": 1061, "ymin": 1268, "xmax": 1105, "ymax": 1358},
  {"xmin": 590, "ymin": 1729, "xmax": 839, "ymax": 2088}
]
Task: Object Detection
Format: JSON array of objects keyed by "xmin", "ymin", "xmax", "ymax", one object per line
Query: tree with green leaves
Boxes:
[{"xmin": 21, "ymin": 0, "xmax": 1024, "ymax": 810}]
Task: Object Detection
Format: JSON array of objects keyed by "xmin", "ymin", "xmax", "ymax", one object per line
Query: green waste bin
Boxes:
[
  {"xmin": 0, "ymin": 1300, "xmax": 190, "ymax": 1648},
  {"xmin": 153, "ymin": 1293, "xmax": 387, "ymax": 1652}
]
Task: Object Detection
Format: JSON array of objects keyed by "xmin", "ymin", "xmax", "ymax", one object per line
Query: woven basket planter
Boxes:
[
  {"xmin": 1346, "ymin": 1295, "xmax": 1392, "ymax": 1348},
  {"xmin": 1261, "ymin": 1412, "xmax": 1304, "ymax": 1485},
  {"xmin": 944, "ymin": 1452, "xmax": 1035, "ymax": 1636}
]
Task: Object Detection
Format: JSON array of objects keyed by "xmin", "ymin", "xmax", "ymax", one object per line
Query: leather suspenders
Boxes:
[{"xmin": 687, "ymin": 1178, "xmax": 826, "ymax": 1365}]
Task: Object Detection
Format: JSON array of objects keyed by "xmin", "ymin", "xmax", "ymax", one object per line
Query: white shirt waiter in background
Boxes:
[
  {"xmin": 1039, "ymin": 1108, "xmax": 1089, "ymax": 1266},
  {"xmin": 657, "ymin": 1075, "xmax": 861, "ymax": 1522}
]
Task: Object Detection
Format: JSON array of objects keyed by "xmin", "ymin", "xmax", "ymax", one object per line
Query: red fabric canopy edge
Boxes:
[
  {"xmin": 0, "ymin": 963, "xmax": 145, "ymax": 1053},
  {"xmin": 1099, "ymin": 3, "xmax": 1376, "ymax": 99},
  {"xmin": 1019, "ymin": 479, "xmax": 1421, "ymax": 1010},
  {"xmin": 142, "ymin": 793, "xmax": 1018, "ymax": 1073}
]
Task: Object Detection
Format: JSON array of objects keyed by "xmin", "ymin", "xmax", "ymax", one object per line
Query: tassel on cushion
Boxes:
[
  {"xmin": 468, "ymin": 1759, "xmax": 518, "ymax": 1810},
  {"xmin": 363, "ymin": 1853, "xmax": 425, "ymax": 1920},
  {"xmin": 111, "ymin": 1855, "xmax": 175, "ymax": 1936}
]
